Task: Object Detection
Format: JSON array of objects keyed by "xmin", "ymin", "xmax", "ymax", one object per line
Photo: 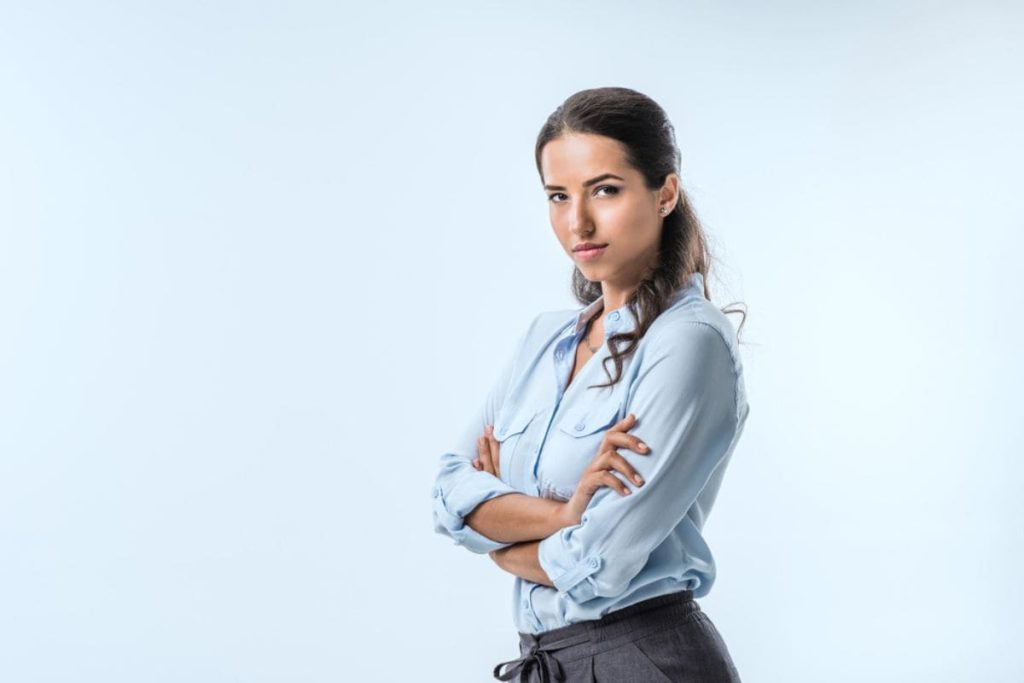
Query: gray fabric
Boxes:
[{"xmin": 492, "ymin": 590, "xmax": 740, "ymax": 682}]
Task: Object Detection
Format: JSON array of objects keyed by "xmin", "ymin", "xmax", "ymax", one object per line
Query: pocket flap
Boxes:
[
  {"xmin": 493, "ymin": 404, "xmax": 540, "ymax": 440},
  {"xmin": 557, "ymin": 402, "xmax": 622, "ymax": 438}
]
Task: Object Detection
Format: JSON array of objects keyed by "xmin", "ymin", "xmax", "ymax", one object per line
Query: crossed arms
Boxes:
[{"xmin": 433, "ymin": 321, "xmax": 744, "ymax": 604}]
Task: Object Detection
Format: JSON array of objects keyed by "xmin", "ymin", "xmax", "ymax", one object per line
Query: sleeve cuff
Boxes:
[
  {"xmin": 537, "ymin": 532, "xmax": 602, "ymax": 603},
  {"xmin": 432, "ymin": 469, "xmax": 518, "ymax": 554}
]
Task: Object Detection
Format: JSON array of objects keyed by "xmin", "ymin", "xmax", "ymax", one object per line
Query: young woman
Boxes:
[{"xmin": 431, "ymin": 86, "xmax": 750, "ymax": 682}]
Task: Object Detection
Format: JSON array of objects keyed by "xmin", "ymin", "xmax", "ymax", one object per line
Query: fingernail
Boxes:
[
  {"xmin": 638, "ymin": 442, "xmax": 648, "ymax": 451},
  {"xmin": 634, "ymin": 474, "xmax": 644, "ymax": 484}
]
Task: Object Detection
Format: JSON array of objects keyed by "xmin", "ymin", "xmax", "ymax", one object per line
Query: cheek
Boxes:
[{"xmin": 598, "ymin": 200, "xmax": 642, "ymax": 231}]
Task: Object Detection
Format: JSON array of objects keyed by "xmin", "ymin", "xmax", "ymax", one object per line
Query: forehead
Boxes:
[{"xmin": 540, "ymin": 133, "xmax": 634, "ymax": 184}]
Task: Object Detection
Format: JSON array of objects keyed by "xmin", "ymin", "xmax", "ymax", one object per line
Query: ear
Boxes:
[{"xmin": 659, "ymin": 173, "xmax": 681, "ymax": 213}]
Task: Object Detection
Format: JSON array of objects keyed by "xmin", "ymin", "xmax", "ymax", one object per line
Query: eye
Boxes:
[{"xmin": 547, "ymin": 186, "xmax": 620, "ymax": 203}]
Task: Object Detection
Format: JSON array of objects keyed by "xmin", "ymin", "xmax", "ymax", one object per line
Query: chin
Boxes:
[{"xmin": 576, "ymin": 265, "xmax": 606, "ymax": 283}]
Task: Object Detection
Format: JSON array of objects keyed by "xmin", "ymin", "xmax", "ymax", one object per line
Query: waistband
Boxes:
[{"xmin": 493, "ymin": 589, "xmax": 697, "ymax": 682}]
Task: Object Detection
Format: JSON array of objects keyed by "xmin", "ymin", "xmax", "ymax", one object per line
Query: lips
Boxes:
[{"xmin": 573, "ymin": 242, "xmax": 608, "ymax": 252}]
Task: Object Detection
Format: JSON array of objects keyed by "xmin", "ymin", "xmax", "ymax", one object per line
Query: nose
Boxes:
[{"xmin": 568, "ymin": 200, "xmax": 594, "ymax": 238}]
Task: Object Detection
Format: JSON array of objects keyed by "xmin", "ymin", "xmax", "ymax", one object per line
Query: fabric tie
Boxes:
[{"xmin": 492, "ymin": 632, "xmax": 589, "ymax": 682}]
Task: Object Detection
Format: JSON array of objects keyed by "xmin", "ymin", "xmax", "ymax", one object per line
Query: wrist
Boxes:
[{"xmin": 554, "ymin": 500, "xmax": 577, "ymax": 530}]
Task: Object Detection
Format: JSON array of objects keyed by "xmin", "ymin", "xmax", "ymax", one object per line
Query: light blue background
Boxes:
[{"xmin": 1, "ymin": 1, "xmax": 1021, "ymax": 681}]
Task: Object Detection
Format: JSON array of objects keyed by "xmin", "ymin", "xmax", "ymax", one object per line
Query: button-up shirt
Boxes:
[{"xmin": 431, "ymin": 271, "xmax": 750, "ymax": 635}]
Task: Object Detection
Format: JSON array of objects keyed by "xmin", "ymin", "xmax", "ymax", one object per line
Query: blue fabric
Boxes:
[{"xmin": 431, "ymin": 271, "xmax": 750, "ymax": 635}]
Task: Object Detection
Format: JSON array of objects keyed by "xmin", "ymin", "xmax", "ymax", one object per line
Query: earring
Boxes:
[{"xmin": 660, "ymin": 207, "xmax": 668, "ymax": 215}]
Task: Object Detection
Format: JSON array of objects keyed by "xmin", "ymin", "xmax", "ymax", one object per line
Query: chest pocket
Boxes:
[
  {"xmin": 494, "ymin": 403, "xmax": 541, "ymax": 440},
  {"xmin": 539, "ymin": 401, "xmax": 624, "ymax": 497},
  {"xmin": 492, "ymin": 403, "xmax": 544, "ymax": 485},
  {"xmin": 556, "ymin": 401, "xmax": 622, "ymax": 439}
]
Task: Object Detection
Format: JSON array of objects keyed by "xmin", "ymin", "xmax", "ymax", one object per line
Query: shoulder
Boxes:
[
  {"xmin": 503, "ymin": 307, "xmax": 576, "ymax": 361},
  {"xmin": 636, "ymin": 291, "xmax": 747, "ymax": 412},
  {"xmin": 517, "ymin": 307, "xmax": 577, "ymax": 342},
  {"xmin": 645, "ymin": 291, "xmax": 740, "ymax": 363},
  {"xmin": 642, "ymin": 287, "xmax": 750, "ymax": 420}
]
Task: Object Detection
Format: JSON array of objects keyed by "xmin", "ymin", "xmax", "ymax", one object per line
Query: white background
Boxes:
[{"xmin": 1, "ymin": 1, "xmax": 1021, "ymax": 681}]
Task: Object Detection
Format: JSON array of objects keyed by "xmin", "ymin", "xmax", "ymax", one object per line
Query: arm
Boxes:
[
  {"xmin": 489, "ymin": 540, "xmax": 555, "ymax": 588},
  {"xmin": 536, "ymin": 321, "xmax": 749, "ymax": 603},
  {"xmin": 432, "ymin": 314, "xmax": 562, "ymax": 553},
  {"xmin": 464, "ymin": 492, "xmax": 569, "ymax": 545}
]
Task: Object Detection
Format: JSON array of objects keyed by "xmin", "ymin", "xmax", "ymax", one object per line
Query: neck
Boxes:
[
  {"xmin": 583, "ymin": 314, "xmax": 603, "ymax": 352},
  {"xmin": 600, "ymin": 281, "xmax": 639, "ymax": 316}
]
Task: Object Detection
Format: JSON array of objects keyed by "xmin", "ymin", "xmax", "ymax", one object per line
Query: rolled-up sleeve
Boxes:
[
  {"xmin": 537, "ymin": 321, "xmax": 748, "ymax": 602},
  {"xmin": 431, "ymin": 316, "xmax": 537, "ymax": 554}
]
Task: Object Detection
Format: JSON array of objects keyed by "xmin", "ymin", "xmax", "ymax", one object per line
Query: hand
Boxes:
[
  {"xmin": 558, "ymin": 413, "xmax": 650, "ymax": 528},
  {"xmin": 472, "ymin": 424, "xmax": 501, "ymax": 478}
]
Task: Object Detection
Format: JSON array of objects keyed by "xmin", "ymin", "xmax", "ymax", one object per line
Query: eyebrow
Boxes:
[{"xmin": 543, "ymin": 173, "xmax": 625, "ymax": 192}]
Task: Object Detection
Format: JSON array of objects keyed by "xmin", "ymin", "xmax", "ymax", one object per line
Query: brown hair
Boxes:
[{"xmin": 534, "ymin": 86, "xmax": 747, "ymax": 390}]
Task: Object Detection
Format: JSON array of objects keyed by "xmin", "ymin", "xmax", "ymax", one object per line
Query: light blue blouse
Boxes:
[{"xmin": 431, "ymin": 271, "xmax": 750, "ymax": 635}]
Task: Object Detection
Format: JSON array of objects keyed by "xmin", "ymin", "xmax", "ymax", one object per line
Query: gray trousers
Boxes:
[{"xmin": 492, "ymin": 590, "xmax": 741, "ymax": 682}]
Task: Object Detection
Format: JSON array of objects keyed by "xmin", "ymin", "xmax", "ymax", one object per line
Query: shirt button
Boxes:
[
  {"xmin": 574, "ymin": 422, "xmax": 585, "ymax": 432},
  {"xmin": 609, "ymin": 311, "xmax": 620, "ymax": 321},
  {"xmin": 586, "ymin": 557, "xmax": 599, "ymax": 569},
  {"xmin": 555, "ymin": 349, "xmax": 564, "ymax": 360}
]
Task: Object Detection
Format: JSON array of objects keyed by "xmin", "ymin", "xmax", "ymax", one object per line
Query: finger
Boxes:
[
  {"xmin": 602, "ymin": 430, "xmax": 650, "ymax": 456},
  {"xmin": 477, "ymin": 435, "xmax": 496, "ymax": 476},
  {"xmin": 599, "ymin": 470, "xmax": 632, "ymax": 496},
  {"xmin": 608, "ymin": 412, "xmax": 638, "ymax": 432},
  {"xmin": 475, "ymin": 437, "xmax": 486, "ymax": 471},
  {"xmin": 579, "ymin": 468, "xmax": 632, "ymax": 497},
  {"xmin": 473, "ymin": 436, "xmax": 485, "ymax": 470},
  {"xmin": 602, "ymin": 450, "xmax": 645, "ymax": 487},
  {"xmin": 486, "ymin": 425, "xmax": 501, "ymax": 479}
]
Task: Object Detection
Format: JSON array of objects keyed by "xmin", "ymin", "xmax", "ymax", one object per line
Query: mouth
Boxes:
[
  {"xmin": 572, "ymin": 243, "xmax": 608, "ymax": 261},
  {"xmin": 572, "ymin": 242, "xmax": 608, "ymax": 252}
]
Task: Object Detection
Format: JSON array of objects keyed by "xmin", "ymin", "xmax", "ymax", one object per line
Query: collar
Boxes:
[{"xmin": 570, "ymin": 271, "xmax": 704, "ymax": 339}]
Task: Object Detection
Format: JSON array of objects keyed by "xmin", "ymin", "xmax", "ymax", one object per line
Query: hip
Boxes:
[{"xmin": 493, "ymin": 589, "xmax": 741, "ymax": 682}]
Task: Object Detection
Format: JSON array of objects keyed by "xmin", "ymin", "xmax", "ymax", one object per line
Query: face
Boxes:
[{"xmin": 540, "ymin": 132, "xmax": 677, "ymax": 292}]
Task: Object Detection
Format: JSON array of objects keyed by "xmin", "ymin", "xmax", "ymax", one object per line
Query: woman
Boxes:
[{"xmin": 431, "ymin": 87, "xmax": 750, "ymax": 682}]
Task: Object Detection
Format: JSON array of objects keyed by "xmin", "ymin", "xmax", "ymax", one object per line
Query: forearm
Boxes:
[
  {"xmin": 489, "ymin": 540, "xmax": 554, "ymax": 587},
  {"xmin": 464, "ymin": 492, "xmax": 568, "ymax": 544}
]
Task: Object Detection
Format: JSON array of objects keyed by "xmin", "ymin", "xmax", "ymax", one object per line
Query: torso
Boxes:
[
  {"xmin": 566, "ymin": 316, "xmax": 603, "ymax": 389},
  {"xmin": 566, "ymin": 345, "xmax": 588, "ymax": 388}
]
